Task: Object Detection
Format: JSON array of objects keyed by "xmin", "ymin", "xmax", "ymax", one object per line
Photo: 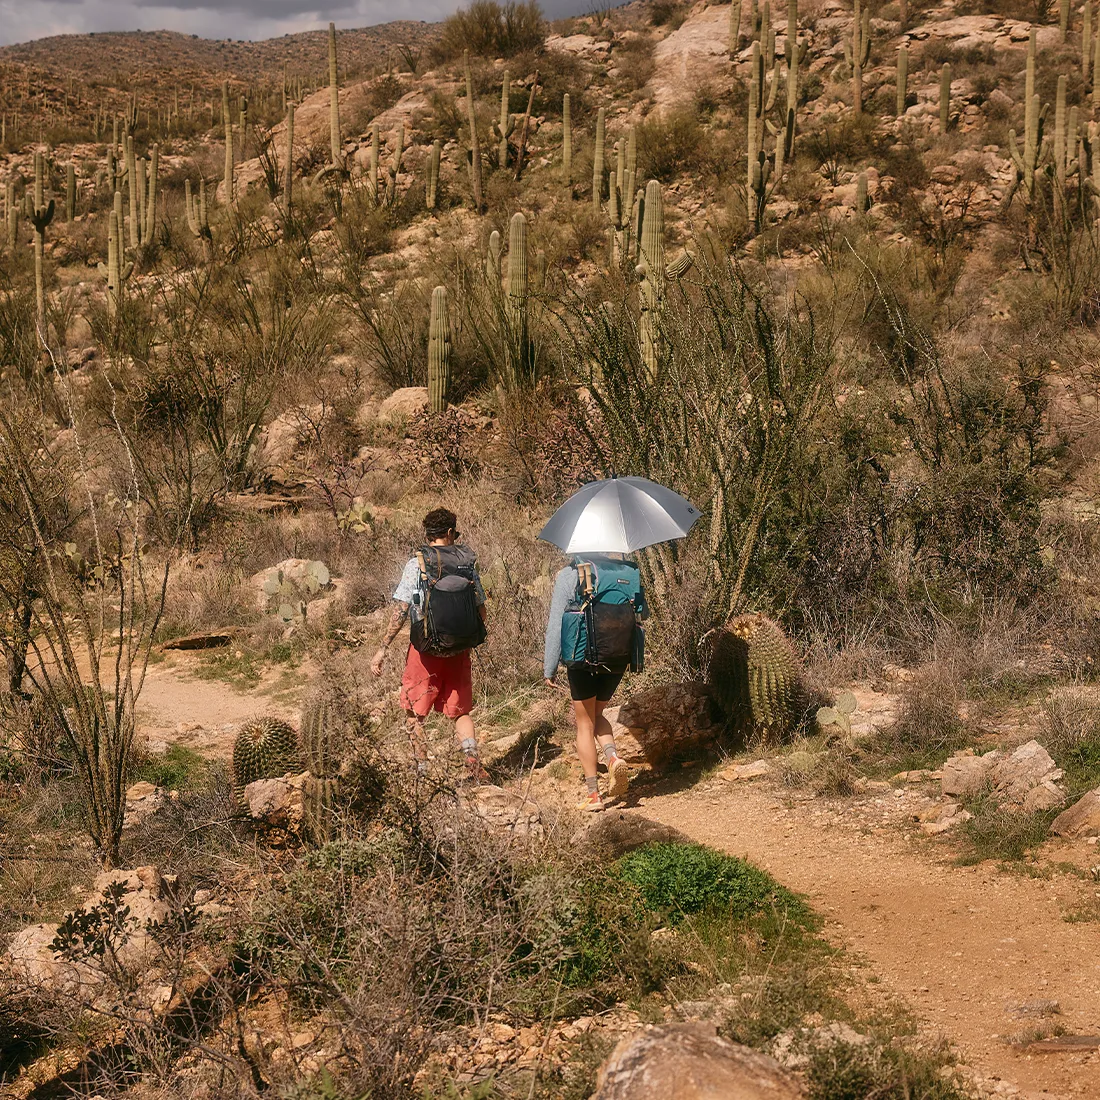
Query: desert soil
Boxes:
[{"xmin": 139, "ymin": 660, "xmax": 1100, "ymax": 1099}]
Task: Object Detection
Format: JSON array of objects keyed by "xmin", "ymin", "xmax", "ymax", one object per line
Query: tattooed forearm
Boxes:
[{"xmin": 382, "ymin": 602, "xmax": 409, "ymax": 646}]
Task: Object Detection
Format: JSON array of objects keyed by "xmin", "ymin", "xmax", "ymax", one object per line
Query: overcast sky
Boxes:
[{"xmin": 0, "ymin": 0, "xmax": 594, "ymax": 48}]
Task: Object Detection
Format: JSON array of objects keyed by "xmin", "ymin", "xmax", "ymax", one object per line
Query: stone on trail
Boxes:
[
  {"xmin": 459, "ymin": 783, "xmax": 542, "ymax": 838},
  {"xmin": 1050, "ymin": 787, "xmax": 1100, "ymax": 839},
  {"xmin": 990, "ymin": 740, "xmax": 1064, "ymax": 809},
  {"xmin": 593, "ymin": 1023, "xmax": 804, "ymax": 1100},
  {"xmin": 123, "ymin": 780, "xmax": 169, "ymax": 828},
  {"xmin": 941, "ymin": 750, "xmax": 999, "ymax": 798},
  {"xmin": 377, "ymin": 386, "xmax": 430, "ymax": 423},
  {"xmin": 579, "ymin": 810, "xmax": 691, "ymax": 859}
]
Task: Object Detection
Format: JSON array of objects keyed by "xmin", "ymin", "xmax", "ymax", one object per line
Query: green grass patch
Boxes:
[
  {"xmin": 132, "ymin": 745, "xmax": 208, "ymax": 791},
  {"xmin": 954, "ymin": 796, "xmax": 1060, "ymax": 865},
  {"xmin": 616, "ymin": 842, "xmax": 813, "ymax": 927}
]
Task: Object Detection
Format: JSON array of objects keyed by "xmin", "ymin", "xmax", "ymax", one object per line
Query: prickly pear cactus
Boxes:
[
  {"xmin": 707, "ymin": 613, "xmax": 802, "ymax": 743},
  {"xmin": 815, "ymin": 690, "xmax": 857, "ymax": 740},
  {"xmin": 232, "ymin": 716, "xmax": 301, "ymax": 799}
]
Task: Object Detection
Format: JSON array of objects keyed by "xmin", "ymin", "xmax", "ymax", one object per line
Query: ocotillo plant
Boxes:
[
  {"xmin": 592, "ymin": 107, "xmax": 606, "ymax": 210},
  {"xmin": 505, "ymin": 211, "xmax": 530, "ymax": 385},
  {"xmin": 845, "ymin": 0, "xmax": 872, "ymax": 117},
  {"xmin": 426, "ymin": 139, "xmax": 441, "ymax": 210},
  {"xmin": 284, "ymin": 102, "xmax": 295, "ymax": 213},
  {"xmin": 428, "ymin": 285, "xmax": 452, "ymax": 412},
  {"xmin": 185, "ymin": 178, "xmax": 213, "ymax": 262},
  {"xmin": 494, "ymin": 71, "xmax": 514, "ymax": 168},
  {"xmin": 896, "ymin": 45, "xmax": 908, "ymax": 117},
  {"xmin": 328, "ymin": 22, "xmax": 343, "ymax": 170},
  {"xmin": 463, "ymin": 51, "xmax": 484, "ymax": 212},
  {"xmin": 562, "ymin": 92, "xmax": 572, "ymax": 186},
  {"xmin": 939, "ymin": 64, "xmax": 951, "ymax": 134},
  {"xmin": 65, "ymin": 163, "xmax": 76, "ymax": 221},
  {"xmin": 30, "ymin": 152, "xmax": 54, "ymax": 327}
]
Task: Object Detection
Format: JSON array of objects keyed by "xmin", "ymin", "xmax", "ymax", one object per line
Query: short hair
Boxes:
[{"xmin": 422, "ymin": 507, "xmax": 458, "ymax": 539}]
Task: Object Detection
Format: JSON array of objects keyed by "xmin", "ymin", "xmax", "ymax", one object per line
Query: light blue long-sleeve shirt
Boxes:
[{"xmin": 542, "ymin": 562, "xmax": 649, "ymax": 679}]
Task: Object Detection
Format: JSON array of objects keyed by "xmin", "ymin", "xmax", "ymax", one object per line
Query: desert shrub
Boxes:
[
  {"xmin": 434, "ymin": 0, "xmax": 546, "ymax": 61},
  {"xmin": 806, "ymin": 1037, "xmax": 967, "ymax": 1100},
  {"xmin": 957, "ymin": 796, "xmax": 1060, "ymax": 863},
  {"xmin": 1042, "ymin": 689, "xmax": 1100, "ymax": 790},
  {"xmin": 611, "ymin": 34, "xmax": 657, "ymax": 93},
  {"xmin": 649, "ymin": 0, "xmax": 689, "ymax": 25},
  {"xmin": 636, "ymin": 108, "xmax": 708, "ymax": 181},
  {"xmin": 616, "ymin": 842, "xmax": 809, "ymax": 925}
]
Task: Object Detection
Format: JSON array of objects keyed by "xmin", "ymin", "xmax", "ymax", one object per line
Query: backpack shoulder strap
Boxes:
[{"xmin": 416, "ymin": 551, "xmax": 428, "ymax": 581}]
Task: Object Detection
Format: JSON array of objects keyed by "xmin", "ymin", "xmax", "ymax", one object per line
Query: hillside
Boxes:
[{"xmin": 2, "ymin": 0, "xmax": 1100, "ymax": 1097}]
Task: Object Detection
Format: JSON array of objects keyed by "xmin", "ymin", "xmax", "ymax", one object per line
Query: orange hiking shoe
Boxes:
[
  {"xmin": 578, "ymin": 789, "xmax": 605, "ymax": 812},
  {"xmin": 464, "ymin": 755, "xmax": 491, "ymax": 784},
  {"xmin": 607, "ymin": 757, "xmax": 632, "ymax": 800}
]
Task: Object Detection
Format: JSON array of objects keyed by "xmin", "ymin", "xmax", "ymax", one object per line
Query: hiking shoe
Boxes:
[
  {"xmin": 607, "ymin": 757, "xmax": 632, "ymax": 800},
  {"xmin": 464, "ymin": 755, "xmax": 491, "ymax": 784},
  {"xmin": 578, "ymin": 790, "xmax": 605, "ymax": 812}
]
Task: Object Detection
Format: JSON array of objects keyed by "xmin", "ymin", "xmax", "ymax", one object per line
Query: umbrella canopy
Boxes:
[{"xmin": 538, "ymin": 476, "xmax": 701, "ymax": 554}]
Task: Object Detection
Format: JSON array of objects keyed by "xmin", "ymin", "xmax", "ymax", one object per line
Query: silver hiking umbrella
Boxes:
[{"xmin": 537, "ymin": 476, "xmax": 701, "ymax": 554}]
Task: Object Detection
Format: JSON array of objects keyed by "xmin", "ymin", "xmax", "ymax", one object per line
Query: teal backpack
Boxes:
[{"xmin": 560, "ymin": 559, "xmax": 644, "ymax": 671}]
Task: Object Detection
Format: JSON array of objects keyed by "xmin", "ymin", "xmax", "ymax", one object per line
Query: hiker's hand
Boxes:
[
  {"xmin": 544, "ymin": 677, "xmax": 559, "ymax": 690},
  {"xmin": 370, "ymin": 648, "xmax": 386, "ymax": 677}
]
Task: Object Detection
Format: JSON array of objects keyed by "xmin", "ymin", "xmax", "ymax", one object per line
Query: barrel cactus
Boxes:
[
  {"xmin": 232, "ymin": 716, "xmax": 301, "ymax": 799},
  {"xmin": 707, "ymin": 613, "xmax": 802, "ymax": 743}
]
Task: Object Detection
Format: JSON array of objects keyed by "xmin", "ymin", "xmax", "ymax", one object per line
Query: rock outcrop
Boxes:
[
  {"xmin": 941, "ymin": 741, "xmax": 1064, "ymax": 811},
  {"xmin": 606, "ymin": 683, "xmax": 721, "ymax": 768},
  {"xmin": 593, "ymin": 1023, "xmax": 804, "ymax": 1099},
  {"xmin": 1051, "ymin": 788, "xmax": 1100, "ymax": 838}
]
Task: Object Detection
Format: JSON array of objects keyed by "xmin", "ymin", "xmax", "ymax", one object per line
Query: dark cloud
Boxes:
[{"xmin": 1, "ymin": 0, "xmax": 595, "ymax": 47}]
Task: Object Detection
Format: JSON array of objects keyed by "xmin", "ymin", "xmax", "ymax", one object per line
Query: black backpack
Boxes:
[{"xmin": 409, "ymin": 545, "xmax": 488, "ymax": 657}]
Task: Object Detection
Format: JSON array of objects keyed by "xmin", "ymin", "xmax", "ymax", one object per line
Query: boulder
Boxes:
[
  {"xmin": 918, "ymin": 801, "xmax": 971, "ymax": 835},
  {"xmin": 7, "ymin": 866, "xmax": 177, "ymax": 1000},
  {"xmin": 243, "ymin": 773, "xmax": 308, "ymax": 832},
  {"xmin": 378, "ymin": 386, "xmax": 429, "ymax": 423},
  {"xmin": 460, "ymin": 784, "xmax": 542, "ymax": 838},
  {"xmin": 579, "ymin": 810, "xmax": 692, "ymax": 859},
  {"xmin": 606, "ymin": 683, "xmax": 721, "ymax": 769},
  {"xmin": 1051, "ymin": 788, "xmax": 1100, "ymax": 838},
  {"xmin": 721, "ymin": 759, "xmax": 771, "ymax": 781},
  {"xmin": 990, "ymin": 740, "xmax": 1064, "ymax": 808},
  {"xmin": 941, "ymin": 750, "xmax": 999, "ymax": 798},
  {"xmin": 593, "ymin": 1023, "xmax": 804, "ymax": 1100},
  {"xmin": 123, "ymin": 780, "xmax": 169, "ymax": 829}
]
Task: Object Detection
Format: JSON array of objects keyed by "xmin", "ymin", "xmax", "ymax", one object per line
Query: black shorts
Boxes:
[{"xmin": 566, "ymin": 666, "xmax": 627, "ymax": 702}]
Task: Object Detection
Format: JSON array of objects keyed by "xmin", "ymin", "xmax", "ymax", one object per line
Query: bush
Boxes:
[
  {"xmin": 806, "ymin": 1038, "xmax": 967, "ymax": 1100},
  {"xmin": 636, "ymin": 109, "xmax": 708, "ymax": 182},
  {"xmin": 616, "ymin": 842, "xmax": 809, "ymax": 925},
  {"xmin": 435, "ymin": 0, "xmax": 546, "ymax": 61}
]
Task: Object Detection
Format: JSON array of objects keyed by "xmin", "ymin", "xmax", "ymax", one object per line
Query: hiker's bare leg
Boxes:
[
  {"xmin": 454, "ymin": 713, "xmax": 475, "ymax": 745},
  {"xmin": 573, "ymin": 697, "xmax": 599, "ymax": 776},
  {"xmin": 405, "ymin": 713, "xmax": 428, "ymax": 760},
  {"xmin": 594, "ymin": 700, "xmax": 616, "ymax": 759}
]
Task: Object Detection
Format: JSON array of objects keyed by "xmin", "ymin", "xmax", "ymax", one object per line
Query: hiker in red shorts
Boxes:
[{"xmin": 370, "ymin": 508, "xmax": 489, "ymax": 781}]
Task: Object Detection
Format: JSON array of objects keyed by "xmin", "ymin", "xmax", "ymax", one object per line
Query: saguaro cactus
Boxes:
[
  {"xmin": 845, "ymin": 0, "xmax": 872, "ymax": 117},
  {"xmin": 284, "ymin": 102, "xmax": 295, "ymax": 213},
  {"xmin": 592, "ymin": 107, "xmax": 606, "ymax": 210},
  {"xmin": 30, "ymin": 152, "xmax": 54, "ymax": 327},
  {"xmin": 1084, "ymin": 0, "xmax": 1093, "ymax": 81},
  {"xmin": 1060, "ymin": 0, "xmax": 1070, "ymax": 42},
  {"xmin": 506, "ymin": 211, "xmax": 530, "ymax": 384},
  {"xmin": 562, "ymin": 92, "xmax": 572, "ymax": 185},
  {"xmin": 99, "ymin": 202, "xmax": 133, "ymax": 317},
  {"xmin": 1008, "ymin": 29, "xmax": 1048, "ymax": 198},
  {"xmin": 5, "ymin": 178, "xmax": 18, "ymax": 252},
  {"xmin": 143, "ymin": 143, "xmax": 159, "ymax": 244},
  {"xmin": 896, "ymin": 45, "xmax": 909, "ymax": 117},
  {"xmin": 486, "ymin": 229, "xmax": 502, "ymax": 280},
  {"xmin": 65, "ymin": 163, "xmax": 76, "ymax": 221},
  {"xmin": 383, "ymin": 124, "xmax": 405, "ymax": 206},
  {"xmin": 730, "ymin": 0, "xmax": 744, "ymax": 53},
  {"xmin": 638, "ymin": 179, "xmax": 665, "ymax": 378},
  {"xmin": 428, "ymin": 285, "xmax": 452, "ymax": 412},
  {"xmin": 939, "ymin": 64, "xmax": 951, "ymax": 134},
  {"xmin": 369, "ymin": 122, "xmax": 380, "ymax": 202},
  {"xmin": 185, "ymin": 178, "xmax": 214, "ymax": 262},
  {"xmin": 222, "ymin": 81, "xmax": 235, "ymax": 204},
  {"xmin": 328, "ymin": 22, "xmax": 343, "ymax": 169},
  {"xmin": 495, "ymin": 71, "xmax": 514, "ymax": 168},
  {"xmin": 426, "ymin": 139, "xmax": 441, "ymax": 210},
  {"xmin": 463, "ymin": 50, "xmax": 484, "ymax": 212}
]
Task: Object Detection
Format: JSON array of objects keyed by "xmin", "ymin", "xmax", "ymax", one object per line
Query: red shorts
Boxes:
[{"xmin": 399, "ymin": 646, "xmax": 474, "ymax": 719}]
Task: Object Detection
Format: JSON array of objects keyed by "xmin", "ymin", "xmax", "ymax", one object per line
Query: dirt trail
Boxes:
[{"xmin": 639, "ymin": 781, "xmax": 1100, "ymax": 1099}]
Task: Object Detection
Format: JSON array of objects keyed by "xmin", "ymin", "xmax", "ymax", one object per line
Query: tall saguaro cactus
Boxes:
[
  {"xmin": 562, "ymin": 92, "xmax": 572, "ymax": 186},
  {"xmin": 592, "ymin": 107, "xmax": 606, "ymax": 210},
  {"xmin": 427, "ymin": 286, "xmax": 452, "ymax": 412},
  {"xmin": 222, "ymin": 81, "xmax": 235, "ymax": 204},
  {"xmin": 144, "ymin": 143, "xmax": 159, "ymax": 245},
  {"xmin": 845, "ymin": 0, "xmax": 872, "ymax": 117},
  {"xmin": 463, "ymin": 51, "xmax": 484, "ymax": 212},
  {"xmin": 1008, "ymin": 29, "xmax": 1047, "ymax": 199},
  {"xmin": 495, "ymin": 71, "xmax": 514, "ymax": 168},
  {"xmin": 896, "ymin": 45, "xmax": 909, "ymax": 117},
  {"xmin": 328, "ymin": 22, "xmax": 343, "ymax": 170},
  {"xmin": 426, "ymin": 139, "xmax": 441, "ymax": 210},
  {"xmin": 638, "ymin": 179, "xmax": 665, "ymax": 378},
  {"xmin": 30, "ymin": 152, "xmax": 54, "ymax": 328},
  {"xmin": 284, "ymin": 102, "xmax": 295, "ymax": 213},
  {"xmin": 65, "ymin": 163, "xmax": 76, "ymax": 221},
  {"xmin": 99, "ymin": 202, "xmax": 133, "ymax": 317},
  {"xmin": 939, "ymin": 64, "xmax": 951, "ymax": 134},
  {"xmin": 506, "ymin": 211, "xmax": 530, "ymax": 385},
  {"xmin": 185, "ymin": 178, "xmax": 214, "ymax": 262}
]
